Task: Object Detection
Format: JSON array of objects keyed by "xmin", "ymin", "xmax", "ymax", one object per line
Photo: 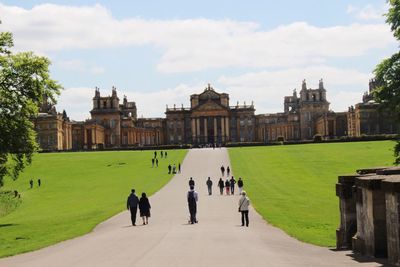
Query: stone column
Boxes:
[
  {"xmin": 221, "ymin": 117, "xmax": 225, "ymax": 142},
  {"xmin": 214, "ymin": 117, "xmax": 218, "ymax": 142},
  {"xmin": 204, "ymin": 117, "xmax": 208, "ymax": 143},
  {"xmin": 336, "ymin": 175, "xmax": 358, "ymax": 249},
  {"xmin": 225, "ymin": 117, "xmax": 230, "ymax": 142},
  {"xmin": 196, "ymin": 118, "xmax": 200, "ymax": 143},
  {"xmin": 191, "ymin": 118, "xmax": 196, "ymax": 143},
  {"xmin": 353, "ymin": 175, "xmax": 387, "ymax": 257}
]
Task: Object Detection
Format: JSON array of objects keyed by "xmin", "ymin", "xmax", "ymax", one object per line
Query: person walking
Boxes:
[
  {"xmin": 230, "ymin": 176, "xmax": 236, "ymax": 195},
  {"xmin": 139, "ymin": 192, "xmax": 151, "ymax": 225},
  {"xmin": 29, "ymin": 179, "xmax": 33, "ymax": 189},
  {"xmin": 206, "ymin": 177, "xmax": 213, "ymax": 195},
  {"xmin": 220, "ymin": 165, "xmax": 225, "ymax": 176},
  {"xmin": 38, "ymin": 178, "xmax": 41, "ymax": 187},
  {"xmin": 225, "ymin": 179, "xmax": 230, "ymax": 195},
  {"xmin": 161, "ymin": 151, "xmax": 164, "ymax": 158},
  {"xmin": 227, "ymin": 166, "xmax": 230, "ymax": 177},
  {"xmin": 218, "ymin": 178, "xmax": 224, "ymax": 195},
  {"xmin": 165, "ymin": 151, "xmax": 168, "ymax": 158},
  {"xmin": 173, "ymin": 164, "xmax": 176, "ymax": 174},
  {"xmin": 237, "ymin": 177, "xmax": 244, "ymax": 194},
  {"xmin": 238, "ymin": 191, "xmax": 250, "ymax": 227},
  {"xmin": 156, "ymin": 158, "xmax": 159, "ymax": 167},
  {"xmin": 168, "ymin": 164, "xmax": 172, "ymax": 174},
  {"xmin": 127, "ymin": 189, "xmax": 139, "ymax": 226},
  {"xmin": 189, "ymin": 177, "xmax": 195, "ymax": 187},
  {"xmin": 178, "ymin": 163, "xmax": 181, "ymax": 173},
  {"xmin": 187, "ymin": 185, "xmax": 198, "ymax": 224},
  {"xmin": 154, "ymin": 151, "xmax": 157, "ymax": 158},
  {"xmin": 151, "ymin": 158, "xmax": 155, "ymax": 167}
]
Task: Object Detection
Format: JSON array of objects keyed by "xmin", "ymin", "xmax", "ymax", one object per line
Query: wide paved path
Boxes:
[{"xmin": 0, "ymin": 148, "xmax": 384, "ymax": 266}]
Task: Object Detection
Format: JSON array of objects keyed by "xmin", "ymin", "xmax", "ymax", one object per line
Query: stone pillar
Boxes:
[
  {"xmin": 204, "ymin": 117, "xmax": 208, "ymax": 143},
  {"xmin": 221, "ymin": 117, "xmax": 225, "ymax": 142},
  {"xmin": 353, "ymin": 175, "xmax": 387, "ymax": 258},
  {"xmin": 196, "ymin": 118, "xmax": 200, "ymax": 143},
  {"xmin": 214, "ymin": 117, "xmax": 218, "ymax": 143},
  {"xmin": 191, "ymin": 118, "xmax": 196, "ymax": 143},
  {"xmin": 225, "ymin": 117, "xmax": 230, "ymax": 142},
  {"xmin": 336, "ymin": 175, "xmax": 358, "ymax": 249}
]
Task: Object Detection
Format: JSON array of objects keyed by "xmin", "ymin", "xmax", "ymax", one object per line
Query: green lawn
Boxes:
[
  {"xmin": 0, "ymin": 149, "xmax": 187, "ymax": 258},
  {"xmin": 228, "ymin": 141, "xmax": 396, "ymax": 247}
]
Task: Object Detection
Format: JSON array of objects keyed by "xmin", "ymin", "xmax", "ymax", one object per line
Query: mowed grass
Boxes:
[
  {"xmin": 0, "ymin": 149, "xmax": 187, "ymax": 258},
  {"xmin": 228, "ymin": 141, "xmax": 395, "ymax": 247}
]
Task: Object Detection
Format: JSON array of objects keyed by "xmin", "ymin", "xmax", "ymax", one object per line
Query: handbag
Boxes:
[{"xmin": 238, "ymin": 198, "xmax": 245, "ymax": 212}]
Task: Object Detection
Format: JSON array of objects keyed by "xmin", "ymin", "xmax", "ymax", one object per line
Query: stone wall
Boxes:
[{"xmin": 336, "ymin": 167, "xmax": 400, "ymax": 265}]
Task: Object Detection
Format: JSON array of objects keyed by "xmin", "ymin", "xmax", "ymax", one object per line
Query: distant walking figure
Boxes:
[
  {"xmin": 156, "ymin": 158, "xmax": 159, "ymax": 167},
  {"xmin": 154, "ymin": 151, "xmax": 157, "ymax": 158},
  {"xmin": 225, "ymin": 179, "xmax": 230, "ymax": 195},
  {"xmin": 178, "ymin": 163, "xmax": 181, "ymax": 173},
  {"xmin": 165, "ymin": 151, "xmax": 168, "ymax": 158},
  {"xmin": 230, "ymin": 176, "xmax": 236, "ymax": 195},
  {"xmin": 161, "ymin": 151, "xmax": 164, "ymax": 158},
  {"xmin": 237, "ymin": 177, "xmax": 244, "ymax": 194},
  {"xmin": 139, "ymin": 192, "xmax": 151, "ymax": 225},
  {"xmin": 206, "ymin": 177, "xmax": 213, "ymax": 195},
  {"xmin": 152, "ymin": 158, "xmax": 155, "ymax": 167},
  {"xmin": 218, "ymin": 178, "xmax": 224, "ymax": 195},
  {"xmin": 172, "ymin": 164, "xmax": 176, "ymax": 174},
  {"xmin": 38, "ymin": 178, "xmax": 41, "ymax": 187},
  {"xmin": 187, "ymin": 185, "xmax": 198, "ymax": 224},
  {"xmin": 29, "ymin": 179, "xmax": 33, "ymax": 189},
  {"xmin": 189, "ymin": 177, "xmax": 195, "ymax": 187},
  {"xmin": 220, "ymin": 165, "xmax": 225, "ymax": 176},
  {"xmin": 227, "ymin": 166, "xmax": 230, "ymax": 177},
  {"xmin": 127, "ymin": 189, "xmax": 139, "ymax": 226},
  {"xmin": 168, "ymin": 164, "xmax": 172, "ymax": 174},
  {"xmin": 238, "ymin": 191, "xmax": 250, "ymax": 227}
]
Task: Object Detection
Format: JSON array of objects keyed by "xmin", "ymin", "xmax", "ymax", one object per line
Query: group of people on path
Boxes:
[
  {"xmin": 127, "ymin": 189, "xmax": 151, "ymax": 226},
  {"xmin": 168, "ymin": 163, "xmax": 181, "ymax": 174},
  {"xmin": 188, "ymin": 163, "xmax": 249, "ymax": 226},
  {"xmin": 127, "ymin": 163, "xmax": 249, "ymax": 227}
]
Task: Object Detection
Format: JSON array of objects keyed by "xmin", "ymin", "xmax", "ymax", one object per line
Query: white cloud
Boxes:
[
  {"xmin": 56, "ymin": 66, "xmax": 370, "ymax": 121},
  {"xmin": 55, "ymin": 59, "xmax": 105, "ymax": 75},
  {"xmin": 56, "ymin": 87, "xmax": 93, "ymax": 121},
  {"xmin": 0, "ymin": 3, "xmax": 395, "ymax": 73},
  {"xmin": 347, "ymin": 4, "xmax": 387, "ymax": 21}
]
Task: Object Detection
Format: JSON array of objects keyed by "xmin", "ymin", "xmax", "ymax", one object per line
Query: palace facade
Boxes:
[{"xmin": 34, "ymin": 79, "xmax": 400, "ymax": 150}]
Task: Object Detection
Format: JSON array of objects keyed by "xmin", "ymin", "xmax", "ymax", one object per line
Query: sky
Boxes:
[{"xmin": 0, "ymin": 0, "xmax": 397, "ymax": 120}]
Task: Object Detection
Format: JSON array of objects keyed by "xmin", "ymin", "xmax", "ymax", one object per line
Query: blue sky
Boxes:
[{"xmin": 0, "ymin": 1, "xmax": 397, "ymax": 120}]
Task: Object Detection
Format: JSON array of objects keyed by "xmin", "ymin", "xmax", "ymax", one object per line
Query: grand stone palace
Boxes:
[{"xmin": 34, "ymin": 79, "xmax": 400, "ymax": 150}]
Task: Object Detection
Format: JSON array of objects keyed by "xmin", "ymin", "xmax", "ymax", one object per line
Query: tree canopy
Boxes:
[
  {"xmin": 0, "ymin": 30, "xmax": 61, "ymax": 186},
  {"xmin": 374, "ymin": 0, "xmax": 400, "ymax": 164}
]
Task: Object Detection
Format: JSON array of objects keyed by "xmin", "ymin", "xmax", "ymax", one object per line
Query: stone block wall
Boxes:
[{"xmin": 336, "ymin": 167, "xmax": 400, "ymax": 265}]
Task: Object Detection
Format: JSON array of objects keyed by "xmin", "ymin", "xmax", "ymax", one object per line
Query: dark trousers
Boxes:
[
  {"xmin": 219, "ymin": 187, "xmax": 223, "ymax": 195},
  {"xmin": 207, "ymin": 186, "xmax": 212, "ymax": 195},
  {"xmin": 230, "ymin": 185, "xmax": 235, "ymax": 195},
  {"xmin": 189, "ymin": 203, "xmax": 197, "ymax": 224},
  {"xmin": 130, "ymin": 207, "xmax": 138, "ymax": 225},
  {"xmin": 241, "ymin": 210, "xmax": 249, "ymax": 226}
]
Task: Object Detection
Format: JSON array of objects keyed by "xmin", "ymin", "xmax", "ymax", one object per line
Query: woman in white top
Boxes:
[{"xmin": 238, "ymin": 191, "xmax": 250, "ymax": 227}]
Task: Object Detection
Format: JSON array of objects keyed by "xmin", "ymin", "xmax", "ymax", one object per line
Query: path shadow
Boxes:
[
  {"xmin": 330, "ymin": 249, "xmax": 389, "ymax": 266},
  {"xmin": 0, "ymin": 223, "xmax": 18, "ymax": 228}
]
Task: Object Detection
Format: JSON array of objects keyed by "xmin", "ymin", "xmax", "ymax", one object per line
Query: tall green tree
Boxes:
[
  {"xmin": 374, "ymin": 0, "xmax": 400, "ymax": 164},
  {"xmin": 0, "ymin": 30, "xmax": 61, "ymax": 186}
]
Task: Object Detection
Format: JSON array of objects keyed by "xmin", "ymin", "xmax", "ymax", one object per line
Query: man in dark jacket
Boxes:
[
  {"xmin": 127, "ymin": 189, "xmax": 139, "ymax": 226},
  {"xmin": 206, "ymin": 177, "xmax": 213, "ymax": 195}
]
